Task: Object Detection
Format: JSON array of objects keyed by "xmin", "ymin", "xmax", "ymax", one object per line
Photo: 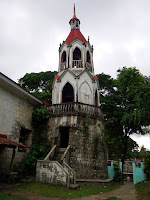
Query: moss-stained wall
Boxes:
[
  {"xmin": 47, "ymin": 115, "xmax": 108, "ymax": 179},
  {"xmin": 0, "ymin": 86, "xmax": 33, "ymax": 174}
]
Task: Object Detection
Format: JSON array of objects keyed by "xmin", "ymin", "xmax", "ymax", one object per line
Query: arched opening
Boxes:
[
  {"xmin": 61, "ymin": 51, "xmax": 66, "ymax": 63},
  {"xmin": 95, "ymin": 91, "xmax": 98, "ymax": 106},
  {"xmin": 73, "ymin": 47, "xmax": 82, "ymax": 68},
  {"xmin": 62, "ymin": 82, "xmax": 74, "ymax": 103},
  {"xmin": 61, "ymin": 51, "xmax": 67, "ymax": 70},
  {"xmin": 73, "ymin": 47, "xmax": 81, "ymax": 60},
  {"xmin": 86, "ymin": 51, "xmax": 91, "ymax": 64}
]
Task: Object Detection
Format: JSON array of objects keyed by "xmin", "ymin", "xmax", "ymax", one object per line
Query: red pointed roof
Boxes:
[
  {"xmin": 55, "ymin": 74, "xmax": 60, "ymax": 80},
  {"xmin": 93, "ymin": 75, "xmax": 98, "ymax": 80},
  {"xmin": 65, "ymin": 29, "xmax": 87, "ymax": 44}
]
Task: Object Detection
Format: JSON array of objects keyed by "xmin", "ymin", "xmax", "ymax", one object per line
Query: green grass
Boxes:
[
  {"xmin": 135, "ymin": 181, "xmax": 150, "ymax": 200},
  {"xmin": 15, "ymin": 182, "xmax": 121, "ymax": 198},
  {"xmin": 104, "ymin": 198, "xmax": 117, "ymax": 200},
  {"xmin": 0, "ymin": 193, "xmax": 30, "ymax": 200}
]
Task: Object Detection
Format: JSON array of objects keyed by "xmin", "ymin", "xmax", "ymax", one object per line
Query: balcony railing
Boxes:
[
  {"xmin": 72, "ymin": 60, "xmax": 82, "ymax": 68},
  {"xmin": 60, "ymin": 61, "xmax": 67, "ymax": 71},
  {"xmin": 48, "ymin": 102, "xmax": 103, "ymax": 120}
]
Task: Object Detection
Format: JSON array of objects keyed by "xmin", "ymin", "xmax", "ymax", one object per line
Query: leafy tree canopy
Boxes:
[
  {"xmin": 99, "ymin": 67, "xmax": 150, "ymax": 161},
  {"xmin": 19, "ymin": 71, "xmax": 57, "ymax": 103}
]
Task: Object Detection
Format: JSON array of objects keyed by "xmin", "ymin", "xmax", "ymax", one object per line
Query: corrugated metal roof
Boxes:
[{"xmin": 0, "ymin": 134, "xmax": 27, "ymax": 147}]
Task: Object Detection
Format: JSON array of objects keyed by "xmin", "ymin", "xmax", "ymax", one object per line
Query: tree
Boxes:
[
  {"xmin": 98, "ymin": 71, "xmax": 139, "ymax": 160},
  {"xmin": 99, "ymin": 67, "xmax": 150, "ymax": 183},
  {"xmin": 19, "ymin": 71, "xmax": 57, "ymax": 103}
]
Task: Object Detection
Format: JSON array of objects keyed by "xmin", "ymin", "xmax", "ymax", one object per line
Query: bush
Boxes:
[
  {"xmin": 18, "ymin": 144, "xmax": 49, "ymax": 177},
  {"xmin": 144, "ymin": 151, "xmax": 150, "ymax": 180},
  {"xmin": 113, "ymin": 162, "xmax": 121, "ymax": 182}
]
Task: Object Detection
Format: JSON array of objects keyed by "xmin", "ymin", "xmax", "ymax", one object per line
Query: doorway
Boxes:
[{"xmin": 60, "ymin": 127, "xmax": 70, "ymax": 148}]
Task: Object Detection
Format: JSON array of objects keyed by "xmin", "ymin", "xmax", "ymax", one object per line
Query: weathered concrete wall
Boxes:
[
  {"xmin": 36, "ymin": 161, "xmax": 69, "ymax": 187},
  {"xmin": 0, "ymin": 85, "xmax": 33, "ymax": 174},
  {"xmin": 47, "ymin": 115, "xmax": 108, "ymax": 179}
]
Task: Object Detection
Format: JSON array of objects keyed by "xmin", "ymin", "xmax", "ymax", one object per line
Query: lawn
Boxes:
[
  {"xmin": 14, "ymin": 182, "xmax": 121, "ymax": 198},
  {"xmin": 0, "ymin": 193, "xmax": 30, "ymax": 200},
  {"xmin": 135, "ymin": 181, "xmax": 150, "ymax": 200}
]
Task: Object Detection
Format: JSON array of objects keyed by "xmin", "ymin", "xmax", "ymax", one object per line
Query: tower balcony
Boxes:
[
  {"xmin": 72, "ymin": 60, "xmax": 82, "ymax": 68},
  {"xmin": 48, "ymin": 102, "xmax": 104, "ymax": 120}
]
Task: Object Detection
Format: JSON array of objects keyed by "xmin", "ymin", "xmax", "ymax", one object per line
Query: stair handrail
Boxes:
[
  {"xmin": 44, "ymin": 145, "xmax": 57, "ymax": 160},
  {"xmin": 61, "ymin": 145, "xmax": 71, "ymax": 162},
  {"xmin": 63, "ymin": 160, "xmax": 76, "ymax": 184}
]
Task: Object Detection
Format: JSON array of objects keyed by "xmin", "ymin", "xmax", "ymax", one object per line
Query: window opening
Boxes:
[
  {"xmin": 18, "ymin": 127, "xmax": 31, "ymax": 152},
  {"xmin": 95, "ymin": 91, "xmax": 98, "ymax": 106},
  {"xmin": 73, "ymin": 47, "xmax": 81, "ymax": 60},
  {"xmin": 86, "ymin": 51, "xmax": 91, "ymax": 64},
  {"xmin": 61, "ymin": 51, "xmax": 66, "ymax": 63}
]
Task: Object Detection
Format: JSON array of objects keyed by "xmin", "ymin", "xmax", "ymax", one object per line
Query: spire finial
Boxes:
[{"xmin": 74, "ymin": 3, "xmax": 76, "ymax": 17}]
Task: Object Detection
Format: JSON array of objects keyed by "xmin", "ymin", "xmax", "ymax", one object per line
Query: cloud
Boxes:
[{"xmin": 130, "ymin": 133, "xmax": 150, "ymax": 150}]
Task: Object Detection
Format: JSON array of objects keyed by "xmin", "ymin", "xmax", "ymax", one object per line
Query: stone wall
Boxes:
[
  {"xmin": 36, "ymin": 160, "xmax": 70, "ymax": 187},
  {"xmin": 47, "ymin": 115, "xmax": 108, "ymax": 179},
  {"xmin": 0, "ymin": 85, "xmax": 33, "ymax": 174}
]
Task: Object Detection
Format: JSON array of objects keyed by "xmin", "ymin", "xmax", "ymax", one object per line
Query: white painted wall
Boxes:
[{"xmin": 52, "ymin": 70, "xmax": 99, "ymax": 106}]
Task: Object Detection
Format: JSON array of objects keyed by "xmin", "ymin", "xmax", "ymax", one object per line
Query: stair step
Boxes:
[
  {"xmin": 69, "ymin": 184, "xmax": 80, "ymax": 190},
  {"xmin": 59, "ymin": 148, "xmax": 66, "ymax": 152}
]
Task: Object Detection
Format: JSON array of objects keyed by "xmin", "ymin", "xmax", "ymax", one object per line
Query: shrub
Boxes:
[
  {"xmin": 113, "ymin": 161, "xmax": 121, "ymax": 182},
  {"xmin": 144, "ymin": 151, "xmax": 150, "ymax": 180}
]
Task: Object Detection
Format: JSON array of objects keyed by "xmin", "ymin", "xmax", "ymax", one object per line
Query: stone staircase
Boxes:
[
  {"xmin": 36, "ymin": 145, "xmax": 77, "ymax": 188},
  {"xmin": 52, "ymin": 148, "xmax": 66, "ymax": 163}
]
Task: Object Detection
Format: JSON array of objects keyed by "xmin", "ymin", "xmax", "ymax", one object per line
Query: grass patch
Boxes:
[
  {"xmin": 135, "ymin": 181, "xmax": 150, "ymax": 200},
  {"xmin": 0, "ymin": 193, "xmax": 30, "ymax": 200},
  {"xmin": 15, "ymin": 182, "xmax": 121, "ymax": 198}
]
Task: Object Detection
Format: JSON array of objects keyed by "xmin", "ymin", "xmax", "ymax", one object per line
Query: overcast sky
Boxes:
[{"xmin": 0, "ymin": 0, "xmax": 150, "ymax": 149}]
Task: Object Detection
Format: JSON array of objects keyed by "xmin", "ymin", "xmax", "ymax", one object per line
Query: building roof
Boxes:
[
  {"xmin": 0, "ymin": 134, "xmax": 27, "ymax": 148},
  {"xmin": 93, "ymin": 75, "xmax": 98, "ymax": 80},
  {"xmin": 65, "ymin": 29, "xmax": 87, "ymax": 44},
  {"xmin": 0, "ymin": 73, "xmax": 43, "ymax": 105}
]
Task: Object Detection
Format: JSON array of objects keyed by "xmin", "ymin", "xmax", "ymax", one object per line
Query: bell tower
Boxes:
[
  {"xmin": 36, "ymin": 5, "xmax": 108, "ymax": 187},
  {"xmin": 53, "ymin": 5, "xmax": 99, "ymax": 106}
]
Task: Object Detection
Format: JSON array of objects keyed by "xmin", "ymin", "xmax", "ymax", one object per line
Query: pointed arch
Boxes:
[
  {"xmin": 61, "ymin": 51, "xmax": 66, "ymax": 63},
  {"xmin": 62, "ymin": 82, "xmax": 74, "ymax": 103},
  {"xmin": 73, "ymin": 47, "xmax": 82, "ymax": 68},
  {"xmin": 79, "ymin": 81, "xmax": 92, "ymax": 104},
  {"xmin": 73, "ymin": 47, "xmax": 81, "ymax": 60},
  {"xmin": 86, "ymin": 51, "xmax": 91, "ymax": 64}
]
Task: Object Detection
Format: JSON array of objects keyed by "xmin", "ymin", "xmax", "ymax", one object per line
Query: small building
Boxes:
[
  {"xmin": 0, "ymin": 73, "xmax": 43, "ymax": 177},
  {"xmin": 36, "ymin": 6, "xmax": 108, "ymax": 187}
]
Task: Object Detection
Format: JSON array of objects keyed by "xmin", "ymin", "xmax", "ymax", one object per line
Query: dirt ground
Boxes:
[{"xmin": 0, "ymin": 181, "xmax": 138, "ymax": 200}]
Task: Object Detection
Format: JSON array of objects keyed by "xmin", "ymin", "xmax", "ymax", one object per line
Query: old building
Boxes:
[
  {"xmin": 0, "ymin": 73, "xmax": 42, "ymax": 177},
  {"xmin": 36, "ymin": 6, "xmax": 108, "ymax": 187}
]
